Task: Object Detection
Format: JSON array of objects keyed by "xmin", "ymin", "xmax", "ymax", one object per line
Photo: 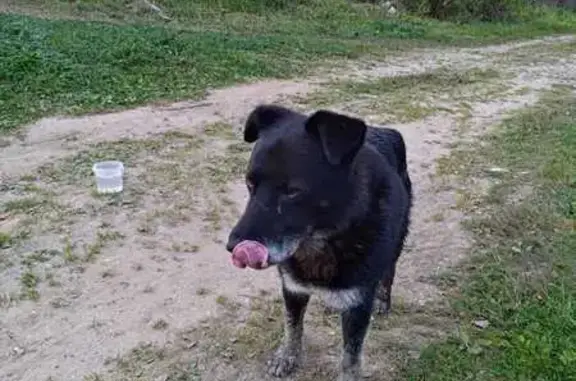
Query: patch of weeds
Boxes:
[
  {"xmin": 19, "ymin": 174, "xmax": 37, "ymax": 182},
  {"xmin": 165, "ymin": 362, "xmax": 201, "ymax": 381},
  {"xmin": 496, "ymin": 41, "xmax": 576, "ymax": 66},
  {"xmin": 101, "ymin": 341, "xmax": 202, "ymax": 381},
  {"xmin": 215, "ymin": 295, "xmax": 241, "ymax": 312},
  {"xmin": 0, "ymin": 232, "xmax": 12, "ymax": 249},
  {"xmin": 550, "ymin": 40, "xmax": 576, "ymax": 54},
  {"xmin": 202, "ymin": 206, "xmax": 223, "ymax": 233},
  {"xmin": 172, "ymin": 242, "xmax": 200, "ymax": 253},
  {"xmin": 89, "ymin": 191, "xmax": 141, "ymax": 210},
  {"xmin": 454, "ymin": 188, "xmax": 483, "ymax": 213},
  {"xmin": 50, "ymin": 296, "xmax": 71, "ymax": 309},
  {"xmin": 300, "ymin": 68, "xmax": 504, "ymax": 122},
  {"xmin": 0, "ymin": 194, "xmax": 68, "ymax": 240},
  {"xmin": 21, "ymin": 248, "xmax": 61, "ymax": 267},
  {"xmin": 154, "ymin": 208, "xmax": 192, "ymax": 227},
  {"xmin": 37, "ymin": 129, "xmax": 243, "ymax": 235},
  {"xmin": 403, "ymin": 90, "xmax": 576, "ymax": 381},
  {"xmin": 203, "ymin": 142, "xmax": 251, "ymax": 191},
  {"xmin": 231, "ymin": 297, "xmax": 285, "ymax": 360},
  {"xmin": 0, "ymin": 292, "xmax": 15, "ymax": 308},
  {"xmin": 63, "ymin": 236, "xmax": 78, "ymax": 262},
  {"xmin": 20, "ymin": 269, "xmax": 40, "ymax": 301},
  {"xmin": 84, "ymin": 229, "xmax": 125, "ymax": 262},
  {"xmin": 182, "ymin": 296, "xmax": 284, "ymax": 363},
  {"xmin": 100, "ymin": 293, "xmax": 457, "ymax": 381},
  {"xmin": 203, "ymin": 121, "xmax": 237, "ymax": 140},
  {"xmin": 37, "ymin": 138, "xmax": 164, "ymax": 186},
  {"xmin": 205, "ymin": 156, "xmax": 249, "ymax": 187},
  {"xmin": 137, "ymin": 205, "xmax": 195, "ymax": 235},
  {"xmin": 114, "ymin": 343, "xmax": 167, "ymax": 376},
  {"xmin": 226, "ymin": 142, "xmax": 252, "ymax": 154},
  {"xmin": 1, "ymin": 197, "xmax": 59, "ymax": 216},
  {"xmin": 435, "ymin": 147, "xmax": 478, "ymax": 177},
  {"xmin": 83, "ymin": 374, "xmax": 104, "ymax": 381},
  {"xmin": 152, "ymin": 319, "xmax": 169, "ymax": 330},
  {"xmin": 39, "ymin": 133, "xmax": 201, "ymax": 221}
]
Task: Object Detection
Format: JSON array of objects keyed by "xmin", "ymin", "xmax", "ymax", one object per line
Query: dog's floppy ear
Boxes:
[
  {"xmin": 243, "ymin": 104, "xmax": 295, "ymax": 143},
  {"xmin": 305, "ymin": 110, "xmax": 367, "ymax": 166}
]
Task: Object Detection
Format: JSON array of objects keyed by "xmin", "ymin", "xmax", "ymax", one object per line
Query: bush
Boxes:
[
  {"xmin": 401, "ymin": 0, "xmax": 535, "ymax": 21},
  {"xmin": 188, "ymin": 0, "xmax": 315, "ymax": 13}
]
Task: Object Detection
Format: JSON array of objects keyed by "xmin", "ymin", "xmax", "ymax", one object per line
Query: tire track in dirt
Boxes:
[{"xmin": 1, "ymin": 35, "xmax": 575, "ymax": 381}]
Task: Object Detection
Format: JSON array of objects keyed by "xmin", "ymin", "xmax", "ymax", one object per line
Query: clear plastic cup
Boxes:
[{"xmin": 92, "ymin": 161, "xmax": 124, "ymax": 194}]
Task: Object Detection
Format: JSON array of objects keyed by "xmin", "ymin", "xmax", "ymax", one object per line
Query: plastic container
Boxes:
[{"xmin": 92, "ymin": 161, "xmax": 124, "ymax": 194}]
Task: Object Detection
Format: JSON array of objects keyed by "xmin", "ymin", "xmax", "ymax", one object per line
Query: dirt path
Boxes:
[{"xmin": 1, "ymin": 35, "xmax": 575, "ymax": 381}]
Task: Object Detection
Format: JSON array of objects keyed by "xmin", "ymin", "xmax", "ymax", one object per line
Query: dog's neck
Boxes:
[{"xmin": 286, "ymin": 196, "xmax": 383, "ymax": 287}]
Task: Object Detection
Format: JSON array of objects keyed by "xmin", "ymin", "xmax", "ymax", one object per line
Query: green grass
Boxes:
[
  {"xmin": 0, "ymin": 12, "xmax": 367, "ymax": 132},
  {"xmin": 20, "ymin": 268, "xmax": 40, "ymax": 301},
  {"xmin": 0, "ymin": 232, "xmax": 12, "ymax": 249},
  {"xmin": 404, "ymin": 88, "xmax": 576, "ymax": 381},
  {"xmin": 1, "ymin": 197, "xmax": 58, "ymax": 215},
  {"xmin": 2, "ymin": 0, "xmax": 576, "ymax": 132},
  {"xmin": 12, "ymin": 0, "xmax": 576, "ymax": 42}
]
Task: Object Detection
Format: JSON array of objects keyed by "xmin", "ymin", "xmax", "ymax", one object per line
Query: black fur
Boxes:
[{"xmin": 226, "ymin": 104, "xmax": 412, "ymax": 380}]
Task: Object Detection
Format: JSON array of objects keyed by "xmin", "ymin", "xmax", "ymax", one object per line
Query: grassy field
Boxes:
[
  {"xmin": 405, "ymin": 88, "xmax": 576, "ymax": 381},
  {"xmin": 2, "ymin": 0, "xmax": 576, "ymax": 132}
]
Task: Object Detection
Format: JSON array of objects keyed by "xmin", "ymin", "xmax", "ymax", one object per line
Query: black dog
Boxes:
[{"xmin": 226, "ymin": 104, "xmax": 412, "ymax": 381}]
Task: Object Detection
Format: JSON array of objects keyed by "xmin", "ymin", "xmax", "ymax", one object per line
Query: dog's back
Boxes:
[{"xmin": 366, "ymin": 127, "xmax": 412, "ymax": 197}]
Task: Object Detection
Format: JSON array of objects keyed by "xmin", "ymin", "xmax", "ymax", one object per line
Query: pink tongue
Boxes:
[{"xmin": 232, "ymin": 240, "xmax": 269, "ymax": 270}]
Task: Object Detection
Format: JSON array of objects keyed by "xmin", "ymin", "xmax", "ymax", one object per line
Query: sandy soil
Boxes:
[{"xmin": 1, "ymin": 35, "xmax": 575, "ymax": 381}]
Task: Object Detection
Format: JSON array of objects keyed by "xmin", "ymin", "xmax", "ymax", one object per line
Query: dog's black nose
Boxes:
[
  {"xmin": 226, "ymin": 240, "xmax": 236, "ymax": 253},
  {"xmin": 226, "ymin": 229, "xmax": 241, "ymax": 253}
]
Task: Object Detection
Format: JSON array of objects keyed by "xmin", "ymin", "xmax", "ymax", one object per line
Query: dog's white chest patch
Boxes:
[{"xmin": 281, "ymin": 272, "xmax": 362, "ymax": 311}]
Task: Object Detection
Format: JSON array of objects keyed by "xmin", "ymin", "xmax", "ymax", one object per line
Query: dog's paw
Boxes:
[
  {"xmin": 373, "ymin": 298, "xmax": 390, "ymax": 316},
  {"xmin": 267, "ymin": 347, "xmax": 300, "ymax": 378}
]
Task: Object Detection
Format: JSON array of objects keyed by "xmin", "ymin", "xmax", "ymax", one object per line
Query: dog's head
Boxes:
[{"xmin": 226, "ymin": 104, "xmax": 367, "ymax": 265}]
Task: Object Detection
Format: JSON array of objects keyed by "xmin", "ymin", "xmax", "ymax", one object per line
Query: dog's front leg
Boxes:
[
  {"xmin": 267, "ymin": 286, "xmax": 310, "ymax": 378},
  {"xmin": 374, "ymin": 263, "xmax": 396, "ymax": 316},
  {"xmin": 339, "ymin": 300, "xmax": 374, "ymax": 381}
]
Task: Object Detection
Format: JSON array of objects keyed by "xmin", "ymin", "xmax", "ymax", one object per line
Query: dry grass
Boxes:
[
  {"xmin": 296, "ymin": 68, "xmax": 508, "ymax": 123},
  {"xmin": 87, "ymin": 294, "xmax": 454, "ymax": 381}
]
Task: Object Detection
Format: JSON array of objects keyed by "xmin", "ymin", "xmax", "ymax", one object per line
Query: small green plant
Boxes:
[
  {"xmin": 20, "ymin": 270, "xmax": 40, "ymax": 301},
  {"xmin": 63, "ymin": 237, "xmax": 77, "ymax": 262},
  {"xmin": 0, "ymin": 232, "xmax": 11, "ymax": 248},
  {"xmin": 84, "ymin": 229, "xmax": 124, "ymax": 262}
]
